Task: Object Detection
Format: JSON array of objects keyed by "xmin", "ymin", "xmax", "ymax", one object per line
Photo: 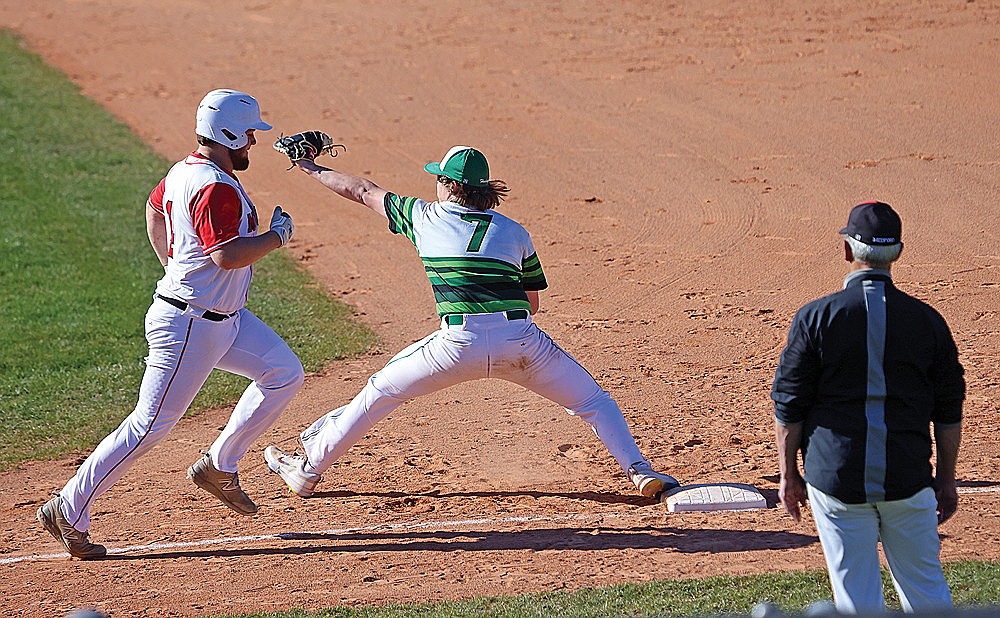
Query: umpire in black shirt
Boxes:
[{"xmin": 772, "ymin": 201, "xmax": 965, "ymax": 614}]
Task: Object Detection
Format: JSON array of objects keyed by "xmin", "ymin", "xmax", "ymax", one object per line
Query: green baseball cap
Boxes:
[{"xmin": 423, "ymin": 146, "xmax": 490, "ymax": 187}]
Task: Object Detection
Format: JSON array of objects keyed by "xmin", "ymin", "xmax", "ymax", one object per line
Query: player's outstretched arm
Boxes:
[{"xmin": 294, "ymin": 159, "xmax": 388, "ymax": 218}]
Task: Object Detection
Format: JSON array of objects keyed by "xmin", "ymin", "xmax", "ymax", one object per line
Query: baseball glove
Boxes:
[{"xmin": 273, "ymin": 131, "xmax": 345, "ymax": 165}]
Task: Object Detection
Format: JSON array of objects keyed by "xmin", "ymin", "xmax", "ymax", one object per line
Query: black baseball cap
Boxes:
[{"xmin": 840, "ymin": 201, "xmax": 902, "ymax": 246}]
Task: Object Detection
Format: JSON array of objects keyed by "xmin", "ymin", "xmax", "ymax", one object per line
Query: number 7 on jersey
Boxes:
[{"xmin": 461, "ymin": 213, "xmax": 493, "ymax": 252}]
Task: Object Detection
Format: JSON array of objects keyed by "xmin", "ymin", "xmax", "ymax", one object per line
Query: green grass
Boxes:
[
  {"xmin": 212, "ymin": 561, "xmax": 1000, "ymax": 617},
  {"xmin": 0, "ymin": 31, "xmax": 374, "ymax": 470}
]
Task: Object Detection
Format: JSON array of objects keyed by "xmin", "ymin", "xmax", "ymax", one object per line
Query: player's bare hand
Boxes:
[
  {"xmin": 270, "ymin": 205, "xmax": 294, "ymax": 246},
  {"xmin": 779, "ymin": 473, "xmax": 807, "ymax": 522},
  {"xmin": 933, "ymin": 477, "xmax": 958, "ymax": 524}
]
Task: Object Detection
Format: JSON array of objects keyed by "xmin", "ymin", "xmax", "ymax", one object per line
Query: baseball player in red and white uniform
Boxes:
[
  {"xmin": 265, "ymin": 144, "xmax": 678, "ymax": 499},
  {"xmin": 37, "ymin": 90, "xmax": 304, "ymax": 559}
]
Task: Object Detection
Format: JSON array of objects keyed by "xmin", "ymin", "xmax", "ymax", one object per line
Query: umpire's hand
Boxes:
[
  {"xmin": 779, "ymin": 472, "xmax": 808, "ymax": 522},
  {"xmin": 934, "ymin": 478, "xmax": 959, "ymax": 524}
]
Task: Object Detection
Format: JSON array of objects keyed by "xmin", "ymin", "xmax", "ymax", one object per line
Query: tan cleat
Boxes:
[
  {"xmin": 36, "ymin": 496, "xmax": 107, "ymax": 560},
  {"xmin": 186, "ymin": 454, "xmax": 258, "ymax": 515},
  {"xmin": 627, "ymin": 462, "xmax": 680, "ymax": 499}
]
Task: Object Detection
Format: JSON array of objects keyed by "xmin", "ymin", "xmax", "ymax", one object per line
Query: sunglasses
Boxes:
[{"xmin": 437, "ymin": 175, "xmax": 453, "ymax": 184}]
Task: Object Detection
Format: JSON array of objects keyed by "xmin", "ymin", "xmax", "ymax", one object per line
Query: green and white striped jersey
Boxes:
[{"xmin": 384, "ymin": 193, "xmax": 547, "ymax": 316}]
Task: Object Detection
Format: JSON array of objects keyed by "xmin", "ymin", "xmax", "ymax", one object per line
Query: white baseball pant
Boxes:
[
  {"xmin": 299, "ymin": 310, "xmax": 648, "ymax": 475},
  {"xmin": 60, "ymin": 297, "xmax": 304, "ymax": 531},
  {"xmin": 807, "ymin": 484, "xmax": 952, "ymax": 614}
]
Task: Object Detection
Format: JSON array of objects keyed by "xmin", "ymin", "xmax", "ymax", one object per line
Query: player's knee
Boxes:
[
  {"xmin": 126, "ymin": 410, "xmax": 176, "ymax": 445},
  {"xmin": 288, "ymin": 361, "xmax": 306, "ymax": 390},
  {"xmin": 566, "ymin": 388, "xmax": 617, "ymax": 419},
  {"xmin": 369, "ymin": 372, "xmax": 411, "ymax": 402},
  {"xmin": 285, "ymin": 360, "xmax": 306, "ymax": 390},
  {"xmin": 262, "ymin": 357, "xmax": 305, "ymax": 392}
]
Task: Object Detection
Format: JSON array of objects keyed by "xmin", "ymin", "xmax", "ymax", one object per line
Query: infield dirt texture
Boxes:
[{"xmin": 2, "ymin": 2, "xmax": 998, "ymax": 616}]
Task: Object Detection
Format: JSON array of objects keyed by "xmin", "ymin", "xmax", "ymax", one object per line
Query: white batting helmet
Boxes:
[{"xmin": 195, "ymin": 89, "xmax": 272, "ymax": 149}]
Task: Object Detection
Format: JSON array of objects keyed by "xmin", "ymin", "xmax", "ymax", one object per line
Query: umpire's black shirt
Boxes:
[{"xmin": 772, "ymin": 269, "xmax": 965, "ymax": 504}]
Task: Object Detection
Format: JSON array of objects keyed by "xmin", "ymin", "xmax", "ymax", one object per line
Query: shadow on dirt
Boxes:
[
  {"xmin": 956, "ymin": 480, "xmax": 1000, "ymax": 488},
  {"xmin": 103, "ymin": 525, "xmax": 817, "ymax": 561},
  {"xmin": 309, "ymin": 488, "xmax": 653, "ymax": 506}
]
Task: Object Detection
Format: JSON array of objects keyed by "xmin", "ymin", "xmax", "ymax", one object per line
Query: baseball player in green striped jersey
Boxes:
[{"xmin": 265, "ymin": 145, "xmax": 679, "ymax": 498}]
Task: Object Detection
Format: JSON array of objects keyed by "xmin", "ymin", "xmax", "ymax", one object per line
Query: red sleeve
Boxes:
[
  {"xmin": 147, "ymin": 178, "xmax": 166, "ymax": 214},
  {"xmin": 190, "ymin": 182, "xmax": 242, "ymax": 253}
]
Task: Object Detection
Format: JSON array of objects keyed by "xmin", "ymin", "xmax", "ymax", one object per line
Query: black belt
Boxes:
[
  {"xmin": 157, "ymin": 295, "xmax": 237, "ymax": 322},
  {"xmin": 444, "ymin": 309, "xmax": 529, "ymax": 326}
]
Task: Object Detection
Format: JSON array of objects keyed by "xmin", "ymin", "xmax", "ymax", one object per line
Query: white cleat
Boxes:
[
  {"xmin": 264, "ymin": 446, "xmax": 322, "ymax": 497},
  {"xmin": 627, "ymin": 462, "xmax": 680, "ymax": 499}
]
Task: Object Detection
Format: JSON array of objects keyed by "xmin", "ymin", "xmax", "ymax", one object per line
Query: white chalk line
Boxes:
[
  {"xmin": 5, "ymin": 486, "xmax": 997, "ymax": 566},
  {"xmin": 954, "ymin": 486, "xmax": 1000, "ymax": 494}
]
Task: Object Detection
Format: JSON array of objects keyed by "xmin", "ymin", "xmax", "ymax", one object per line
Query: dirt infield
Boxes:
[{"xmin": 1, "ymin": 1, "xmax": 998, "ymax": 616}]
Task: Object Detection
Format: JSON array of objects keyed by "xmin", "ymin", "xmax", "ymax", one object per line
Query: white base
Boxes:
[{"xmin": 661, "ymin": 483, "xmax": 768, "ymax": 512}]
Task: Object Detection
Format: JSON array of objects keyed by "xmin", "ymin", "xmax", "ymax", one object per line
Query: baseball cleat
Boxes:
[
  {"xmin": 627, "ymin": 462, "xmax": 680, "ymax": 499},
  {"xmin": 36, "ymin": 496, "xmax": 107, "ymax": 560},
  {"xmin": 264, "ymin": 446, "xmax": 322, "ymax": 497},
  {"xmin": 186, "ymin": 454, "xmax": 258, "ymax": 515}
]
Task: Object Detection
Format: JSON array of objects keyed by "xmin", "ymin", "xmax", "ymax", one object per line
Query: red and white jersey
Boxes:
[{"xmin": 147, "ymin": 152, "xmax": 260, "ymax": 313}]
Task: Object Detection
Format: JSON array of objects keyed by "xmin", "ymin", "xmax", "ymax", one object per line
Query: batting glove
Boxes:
[{"xmin": 270, "ymin": 205, "xmax": 294, "ymax": 246}]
